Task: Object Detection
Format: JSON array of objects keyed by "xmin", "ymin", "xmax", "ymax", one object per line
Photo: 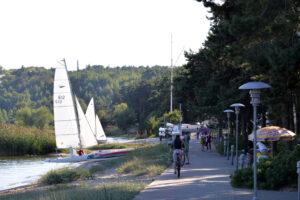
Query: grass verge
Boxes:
[
  {"xmin": 90, "ymin": 143, "xmax": 172, "ymax": 176},
  {"xmin": 116, "ymin": 144, "xmax": 171, "ymax": 176},
  {"xmin": 0, "ymin": 182, "xmax": 146, "ymax": 200}
]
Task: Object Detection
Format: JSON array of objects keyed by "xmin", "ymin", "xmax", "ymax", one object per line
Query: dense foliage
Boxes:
[
  {"xmin": 0, "ymin": 65, "xmax": 179, "ymax": 132},
  {"xmin": 231, "ymin": 146, "xmax": 300, "ymax": 189},
  {"xmin": 175, "ymin": 0, "xmax": 300, "ymax": 144}
]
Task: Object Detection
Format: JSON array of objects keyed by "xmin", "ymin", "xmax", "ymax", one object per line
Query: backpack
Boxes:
[
  {"xmin": 174, "ymin": 138, "xmax": 182, "ymax": 149},
  {"xmin": 203, "ymin": 128, "xmax": 207, "ymax": 134}
]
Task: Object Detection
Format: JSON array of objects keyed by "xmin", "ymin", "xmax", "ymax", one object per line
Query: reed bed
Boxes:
[{"xmin": 0, "ymin": 124, "xmax": 56, "ymax": 156}]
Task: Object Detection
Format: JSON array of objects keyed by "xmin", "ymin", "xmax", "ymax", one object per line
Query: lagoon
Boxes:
[
  {"xmin": 0, "ymin": 156, "xmax": 79, "ymax": 191},
  {"xmin": 0, "ymin": 137, "xmax": 129, "ymax": 191}
]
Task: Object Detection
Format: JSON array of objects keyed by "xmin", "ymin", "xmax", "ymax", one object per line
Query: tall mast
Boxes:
[
  {"xmin": 64, "ymin": 59, "xmax": 82, "ymax": 149},
  {"xmin": 170, "ymin": 35, "xmax": 173, "ymax": 113}
]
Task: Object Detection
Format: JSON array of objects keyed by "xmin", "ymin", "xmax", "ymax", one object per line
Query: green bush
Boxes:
[
  {"xmin": 230, "ymin": 146, "xmax": 300, "ymax": 189},
  {"xmin": 39, "ymin": 168, "xmax": 91, "ymax": 185},
  {"xmin": 230, "ymin": 167, "xmax": 253, "ymax": 188},
  {"xmin": 216, "ymin": 143, "xmax": 225, "ymax": 155}
]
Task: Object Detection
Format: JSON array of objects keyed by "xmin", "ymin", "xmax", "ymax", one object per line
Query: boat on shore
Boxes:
[
  {"xmin": 48, "ymin": 59, "xmax": 124, "ymax": 163},
  {"xmin": 46, "ymin": 149, "xmax": 133, "ymax": 163}
]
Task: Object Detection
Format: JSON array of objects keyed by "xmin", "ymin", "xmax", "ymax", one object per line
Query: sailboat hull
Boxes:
[
  {"xmin": 97, "ymin": 139, "xmax": 107, "ymax": 144},
  {"xmin": 45, "ymin": 149, "xmax": 133, "ymax": 163}
]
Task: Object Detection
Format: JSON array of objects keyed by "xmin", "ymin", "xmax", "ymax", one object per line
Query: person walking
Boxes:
[
  {"xmin": 184, "ymin": 132, "xmax": 190, "ymax": 144},
  {"xmin": 207, "ymin": 133, "xmax": 212, "ymax": 151},
  {"xmin": 200, "ymin": 133, "xmax": 205, "ymax": 151},
  {"xmin": 183, "ymin": 137, "xmax": 190, "ymax": 164},
  {"xmin": 196, "ymin": 128, "xmax": 200, "ymax": 140}
]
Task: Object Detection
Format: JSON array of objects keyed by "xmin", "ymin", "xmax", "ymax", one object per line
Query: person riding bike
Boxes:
[{"xmin": 170, "ymin": 134, "xmax": 185, "ymax": 174}]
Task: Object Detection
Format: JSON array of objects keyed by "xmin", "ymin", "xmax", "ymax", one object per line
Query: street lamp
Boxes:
[
  {"xmin": 239, "ymin": 81, "xmax": 271, "ymax": 200},
  {"xmin": 224, "ymin": 109, "xmax": 234, "ymax": 160},
  {"xmin": 230, "ymin": 103, "xmax": 245, "ymax": 171}
]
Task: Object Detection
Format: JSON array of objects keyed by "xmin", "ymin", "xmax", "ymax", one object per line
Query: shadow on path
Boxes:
[{"xmin": 134, "ymin": 133, "xmax": 297, "ymax": 200}]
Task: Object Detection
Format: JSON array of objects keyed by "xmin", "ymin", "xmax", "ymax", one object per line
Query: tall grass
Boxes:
[
  {"xmin": 0, "ymin": 182, "xmax": 146, "ymax": 200},
  {"xmin": 0, "ymin": 124, "xmax": 56, "ymax": 156}
]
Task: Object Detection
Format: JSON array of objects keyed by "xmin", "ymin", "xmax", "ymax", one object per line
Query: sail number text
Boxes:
[{"xmin": 55, "ymin": 95, "xmax": 65, "ymax": 104}]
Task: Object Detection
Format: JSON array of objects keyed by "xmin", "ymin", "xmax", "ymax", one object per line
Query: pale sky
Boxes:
[{"xmin": 0, "ymin": 0, "xmax": 211, "ymax": 70}]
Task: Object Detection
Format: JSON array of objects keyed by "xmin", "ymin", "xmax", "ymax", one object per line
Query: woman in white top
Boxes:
[{"xmin": 256, "ymin": 142, "xmax": 268, "ymax": 155}]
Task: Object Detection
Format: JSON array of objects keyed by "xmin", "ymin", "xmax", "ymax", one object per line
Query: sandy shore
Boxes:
[{"xmin": 0, "ymin": 144, "xmax": 164, "ymax": 196}]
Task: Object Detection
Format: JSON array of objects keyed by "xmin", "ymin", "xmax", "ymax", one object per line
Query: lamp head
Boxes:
[
  {"xmin": 224, "ymin": 109, "xmax": 234, "ymax": 113},
  {"xmin": 224, "ymin": 109, "xmax": 234, "ymax": 118},
  {"xmin": 239, "ymin": 82, "xmax": 271, "ymax": 106},
  {"xmin": 239, "ymin": 82, "xmax": 271, "ymax": 90},
  {"xmin": 230, "ymin": 103, "xmax": 245, "ymax": 114},
  {"xmin": 230, "ymin": 103, "xmax": 245, "ymax": 108}
]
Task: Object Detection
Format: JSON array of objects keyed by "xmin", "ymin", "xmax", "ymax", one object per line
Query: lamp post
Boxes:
[
  {"xmin": 230, "ymin": 103, "xmax": 245, "ymax": 171},
  {"xmin": 224, "ymin": 109, "xmax": 234, "ymax": 160},
  {"xmin": 239, "ymin": 81, "xmax": 271, "ymax": 200},
  {"xmin": 179, "ymin": 103, "xmax": 182, "ymax": 136}
]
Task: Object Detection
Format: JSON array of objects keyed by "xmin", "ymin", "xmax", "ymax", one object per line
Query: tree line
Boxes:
[
  {"xmin": 174, "ymin": 0, "xmax": 300, "ymax": 147},
  {"xmin": 0, "ymin": 65, "xmax": 180, "ymax": 134}
]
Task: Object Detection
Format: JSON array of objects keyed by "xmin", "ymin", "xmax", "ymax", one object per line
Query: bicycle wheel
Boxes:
[{"xmin": 176, "ymin": 157, "xmax": 181, "ymax": 178}]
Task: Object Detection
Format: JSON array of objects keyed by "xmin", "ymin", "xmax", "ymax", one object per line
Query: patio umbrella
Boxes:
[{"xmin": 248, "ymin": 126, "xmax": 296, "ymax": 141}]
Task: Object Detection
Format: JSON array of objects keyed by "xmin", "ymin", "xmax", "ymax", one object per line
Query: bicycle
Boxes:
[{"xmin": 175, "ymin": 152, "xmax": 185, "ymax": 178}]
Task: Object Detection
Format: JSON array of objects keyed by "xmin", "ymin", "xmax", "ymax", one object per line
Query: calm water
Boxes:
[
  {"xmin": 0, "ymin": 156, "xmax": 79, "ymax": 191},
  {"xmin": 0, "ymin": 137, "xmax": 129, "ymax": 191},
  {"xmin": 106, "ymin": 136, "xmax": 129, "ymax": 143}
]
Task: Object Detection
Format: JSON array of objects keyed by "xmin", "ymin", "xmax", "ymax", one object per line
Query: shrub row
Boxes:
[{"xmin": 231, "ymin": 145, "xmax": 300, "ymax": 189}]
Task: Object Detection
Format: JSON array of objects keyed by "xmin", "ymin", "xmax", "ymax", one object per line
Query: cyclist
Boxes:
[{"xmin": 170, "ymin": 134, "xmax": 185, "ymax": 174}]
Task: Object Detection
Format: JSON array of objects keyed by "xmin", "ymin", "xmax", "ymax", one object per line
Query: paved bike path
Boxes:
[{"xmin": 134, "ymin": 134, "xmax": 297, "ymax": 200}]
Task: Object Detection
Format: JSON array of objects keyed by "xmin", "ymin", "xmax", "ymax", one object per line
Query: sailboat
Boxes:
[
  {"xmin": 47, "ymin": 59, "xmax": 131, "ymax": 163},
  {"xmin": 53, "ymin": 59, "xmax": 98, "ymax": 149},
  {"xmin": 85, "ymin": 98, "xmax": 107, "ymax": 143}
]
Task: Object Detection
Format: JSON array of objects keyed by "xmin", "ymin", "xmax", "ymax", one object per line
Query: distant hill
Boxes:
[{"xmin": 0, "ymin": 65, "xmax": 173, "ymax": 126}]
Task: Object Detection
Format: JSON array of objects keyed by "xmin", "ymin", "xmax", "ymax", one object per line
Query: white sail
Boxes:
[
  {"xmin": 85, "ymin": 97, "xmax": 107, "ymax": 142},
  {"xmin": 85, "ymin": 98, "xmax": 96, "ymax": 138},
  {"xmin": 75, "ymin": 97, "xmax": 98, "ymax": 147},
  {"xmin": 96, "ymin": 115, "xmax": 107, "ymax": 141},
  {"xmin": 53, "ymin": 60, "xmax": 80, "ymax": 149}
]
